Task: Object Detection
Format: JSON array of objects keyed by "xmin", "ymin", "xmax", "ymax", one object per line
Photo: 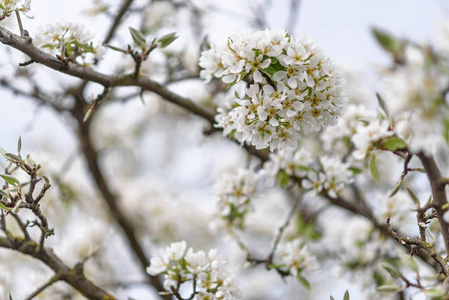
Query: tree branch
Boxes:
[
  {"xmin": 417, "ymin": 153, "xmax": 449, "ymax": 254},
  {"xmin": 0, "ymin": 236, "xmax": 115, "ymax": 300},
  {"xmin": 69, "ymin": 96, "xmax": 169, "ymax": 299}
]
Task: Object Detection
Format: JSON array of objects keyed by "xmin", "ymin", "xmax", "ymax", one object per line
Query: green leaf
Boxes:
[
  {"xmin": 0, "ymin": 202, "xmax": 12, "ymax": 211},
  {"xmin": 297, "ymin": 272, "xmax": 311, "ymax": 290},
  {"xmin": 398, "ymin": 253, "xmax": 419, "ymax": 273},
  {"xmin": 42, "ymin": 175, "xmax": 50, "ymax": 185},
  {"xmin": 376, "ymin": 93, "xmax": 389, "ymax": 117},
  {"xmin": 348, "ymin": 167, "xmax": 362, "ymax": 176},
  {"xmin": 17, "ymin": 136, "xmax": 22, "ymax": 153},
  {"xmin": 276, "ymin": 169, "xmax": 290, "ymax": 188},
  {"xmin": 405, "ymin": 187, "xmax": 420, "ymax": 206},
  {"xmin": 372, "ymin": 27, "xmax": 402, "ymax": 54},
  {"xmin": 26, "ymin": 154, "xmax": 35, "ymax": 166},
  {"xmin": 0, "ymin": 175, "xmax": 20, "ymax": 187},
  {"xmin": 383, "ymin": 137, "xmax": 407, "ymax": 151},
  {"xmin": 376, "ymin": 284, "xmax": 400, "ymax": 293},
  {"xmin": 0, "ymin": 147, "xmax": 6, "ymax": 158},
  {"xmin": 5, "ymin": 153, "xmax": 21, "ymax": 162},
  {"xmin": 343, "ymin": 290, "xmax": 350, "ymax": 300},
  {"xmin": 369, "ymin": 154, "xmax": 379, "ymax": 183},
  {"xmin": 330, "ymin": 297, "xmax": 335, "ymax": 300},
  {"xmin": 388, "ymin": 180, "xmax": 402, "ymax": 198},
  {"xmin": 129, "ymin": 26, "xmax": 146, "ymax": 50},
  {"xmin": 103, "ymin": 44, "xmax": 128, "ymax": 53},
  {"xmin": 424, "ymin": 288, "xmax": 446, "ymax": 297},
  {"xmin": 381, "ymin": 262, "xmax": 401, "ymax": 279},
  {"xmin": 157, "ymin": 32, "xmax": 178, "ymax": 48},
  {"xmin": 0, "ymin": 190, "xmax": 8, "ymax": 198}
]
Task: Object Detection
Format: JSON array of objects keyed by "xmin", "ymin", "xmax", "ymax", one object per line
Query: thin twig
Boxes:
[
  {"xmin": 24, "ymin": 274, "xmax": 61, "ymax": 300},
  {"xmin": 267, "ymin": 195, "xmax": 302, "ymax": 264},
  {"xmin": 11, "ymin": 214, "xmax": 30, "ymax": 240}
]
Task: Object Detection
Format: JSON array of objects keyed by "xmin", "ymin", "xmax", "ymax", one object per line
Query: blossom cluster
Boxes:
[
  {"xmin": 212, "ymin": 169, "xmax": 259, "ymax": 230},
  {"xmin": 273, "ymin": 238, "xmax": 319, "ymax": 278},
  {"xmin": 321, "ymin": 104, "xmax": 377, "ymax": 157},
  {"xmin": 262, "ymin": 147, "xmax": 353, "ymax": 198},
  {"xmin": 199, "ymin": 29, "xmax": 347, "ymax": 151},
  {"xmin": 383, "ymin": 44, "xmax": 449, "ymax": 154},
  {"xmin": 146, "ymin": 241, "xmax": 243, "ymax": 300},
  {"xmin": 351, "ymin": 119, "xmax": 394, "ymax": 160},
  {"xmin": 34, "ymin": 19, "xmax": 105, "ymax": 64},
  {"xmin": 0, "ymin": 0, "xmax": 32, "ymax": 19}
]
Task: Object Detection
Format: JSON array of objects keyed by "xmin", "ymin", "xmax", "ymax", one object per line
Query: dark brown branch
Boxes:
[
  {"xmin": 69, "ymin": 98, "xmax": 169, "ymax": 299},
  {"xmin": 103, "ymin": 0, "xmax": 134, "ymax": 44},
  {"xmin": 386, "ymin": 218, "xmax": 449, "ymax": 276},
  {"xmin": 417, "ymin": 153, "xmax": 449, "ymax": 254},
  {"xmin": 323, "ymin": 193, "xmax": 442, "ymax": 272},
  {"xmin": 0, "ymin": 236, "xmax": 116, "ymax": 300}
]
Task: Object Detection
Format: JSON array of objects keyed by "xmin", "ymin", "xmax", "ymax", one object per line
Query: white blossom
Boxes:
[
  {"xmin": 199, "ymin": 29, "xmax": 347, "ymax": 151},
  {"xmin": 351, "ymin": 119, "xmax": 393, "ymax": 160},
  {"xmin": 147, "ymin": 241, "xmax": 242, "ymax": 299}
]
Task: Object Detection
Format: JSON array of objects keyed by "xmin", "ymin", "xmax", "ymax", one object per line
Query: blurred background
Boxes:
[{"xmin": 0, "ymin": 0, "xmax": 448, "ymax": 299}]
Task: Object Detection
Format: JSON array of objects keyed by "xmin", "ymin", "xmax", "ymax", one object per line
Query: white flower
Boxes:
[
  {"xmin": 146, "ymin": 255, "xmax": 169, "ymax": 275},
  {"xmin": 302, "ymin": 171, "xmax": 325, "ymax": 196},
  {"xmin": 351, "ymin": 119, "xmax": 393, "ymax": 160},
  {"xmin": 199, "ymin": 29, "xmax": 347, "ymax": 151},
  {"xmin": 147, "ymin": 242, "xmax": 242, "ymax": 299},
  {"xmin": 274, "ymin": 239, "xmax": 319, "ymax": 276},
  {"xmin": 166, "ymin": 240, "xmax": 187, "ymax": 261},
  {"xmin": 185, "ymin": 248, "xmax": 207, "ymax": 274}
]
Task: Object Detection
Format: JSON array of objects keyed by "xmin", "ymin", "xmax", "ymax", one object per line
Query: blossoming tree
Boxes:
[{"xmin": 0, "ymin": 0, "xmax": 448, "ymax": 299}]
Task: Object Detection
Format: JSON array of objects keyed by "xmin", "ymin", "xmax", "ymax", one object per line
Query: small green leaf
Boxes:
[
  {"xmin": 11, "ymin": 199, "xmax": 22, "ymax": 214},
  {"xmin": 157, "ymin": 32, "xmax": 178, "ymax": 48},
  {"xmin": 388, "ymin": 180, "xmax": 402, "ymax": 198},
  {"xmin": 42, "ymin": 175, "xmax": 50, "ymax": 185},
  {"xmin": 343, "ymin": 290, "xmax": 350, "ymax": 300},
  {"xmin": 369, "ymin": 154, "xmax": 379, "ymax": 183},
  {"xmin": 276, "ymin": 169, "xmax": 290, "ymax": 188},
  {"xmin": 0, "ymin": 190, "xmax": 8, "ymax": 198},
  {"xmin": 5, "ymin": 153, "xmax": 21, "ymax": 162},
  {"xmin": 0, "ymin": 202, "xmax": 12, "ymax": 211},
  {"xmin": 0, "ymin": 175, "xmax": 20, "ymax": 187},
  {"xmin": 376, "ymin": 93, "xmax": 389, "ymax": 117},
  {"xmin": 376, "ymin": 284, "xmax": 400, "ymax": 293},
  {"xmin": 348, "ymin": 167, "xmax": 362, "ymax": 176},
  {"xmin": 129, "ymin": 26, "xmax": 146, "ymax": 50},
  {"xmin": 398, "ymin": 253, "xmax": 419, "ymax": 272},
  {"xmin": 330, "ymin": 297, "xmax": 335, "ymax": 300},
  {"xmin": 405, "ymin": 187, "xmax": 420, "ymax": 206},
  {"xmin": 383, "ymin": 137, "xmax": 407, "ymax": 151},
  {"xmin": 103, "ymin": 44, "xmax": 128, "ymax": 53},
  {"xmin": 17, "ymin": 136, "xmax": 22, "ymax": 153},
  {"xmin": 297, "ymin": 272, "xmax": 310, "ymax": 290},
  {"xmin": 0, "ymin": 147, "xmax": 6, "ymax": 158},
  {"xmin": 26, "ymin": 154, "xmax": 35, "ymax": 166},
  {"xmin": 372, "ymin": 27, "xmax": 402, "ymax": 54},
  {"xmin": 424, "ymin": 288, "xmax": 445, "ymax": 297},
  {"xmin": 381, "ymin": 262, "xmax": 401, "ymax": 278}
]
